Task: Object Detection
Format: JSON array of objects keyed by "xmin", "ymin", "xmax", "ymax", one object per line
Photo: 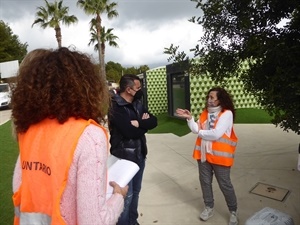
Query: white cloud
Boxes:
[
  {"xmin": 2, "ymin": 0, "xmax": 203, "ymax": 68},
  {"xmin": 9, "ymin": 14, "xmax": 91, "ymax": 51},
  {"xmin": 106, "ymin": 19, "xmax": 203, "ymax": 67}
]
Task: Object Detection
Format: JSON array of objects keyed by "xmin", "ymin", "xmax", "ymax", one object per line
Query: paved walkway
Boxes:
[
  {"xmin": 0, "ymin": 108, "xmax": 11, "ymax": 126},
  {"xmin": 139, "ymin": 125, "xmax": 299, "ymax": 225},
  {"xmin": 1, "ymin": 109, "xmax": 299, "ymax": 224}
]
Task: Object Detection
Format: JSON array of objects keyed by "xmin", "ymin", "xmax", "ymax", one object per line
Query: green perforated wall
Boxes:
[
  {"xmin": 145, "ymin": 65, "xmax": 260, "ymax": 116},
  {"xmin": 189, "ymin": 75, "xmax": 261, "ymax": 117},
  {"xmin": 145, "ymin": 66, "xmax": 168, "ymax": 115}
]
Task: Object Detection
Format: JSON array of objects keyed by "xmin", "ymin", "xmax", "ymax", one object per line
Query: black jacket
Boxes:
[{"xmin": 108, "ymin": 94, "xmax": 157, "ymax": 165}]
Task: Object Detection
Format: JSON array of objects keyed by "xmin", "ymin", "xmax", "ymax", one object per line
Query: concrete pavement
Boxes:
[
  {"xmin": 139, "ymin": 125, "xmax": 300, "ymax": 225},
  {"xmin": 0, "ymin": 108, "xmax": 11, "ymax": 126},
  {"xmin": 1, "ymin": 109, "xmax": 299, "ymax": 224}
]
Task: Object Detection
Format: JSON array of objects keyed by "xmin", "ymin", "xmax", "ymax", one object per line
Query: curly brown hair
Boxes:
[
  {"xmin": 205, "ymin": 87, "xmax": 236, "ymax": 120},
  {"xmin": 12, "ymin": 47, "xmax": 110, "ymax": 133}
]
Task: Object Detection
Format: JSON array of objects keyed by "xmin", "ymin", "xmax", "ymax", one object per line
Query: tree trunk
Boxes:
[
  {"xmin": 102, "ymin": 43, "xmax": 105, "ymax": 71},
  {"xmin": 96, "ymin": 14, "xmax": 105, "ymax": 79},
  {"xmin": 55, "ymin": 26, "xmax": 62, "ymax": 48}
]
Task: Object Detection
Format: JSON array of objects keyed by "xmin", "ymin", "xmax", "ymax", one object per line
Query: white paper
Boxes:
[{"xmin": 106, "ymin": 155, "xmax": 140, "ymax": 200}]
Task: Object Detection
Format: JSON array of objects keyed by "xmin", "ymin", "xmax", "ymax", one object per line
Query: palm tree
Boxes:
[
  {"xmin": 32, "ymin": 0, "xmax": 78, "ymax": 48},
  {"xmin": 89, "ymin": 19, "xmax": 119, "ymax": 61},
  {"xmin": 77, "ymin": 0, "xmax": 118, "ymax": 78}
]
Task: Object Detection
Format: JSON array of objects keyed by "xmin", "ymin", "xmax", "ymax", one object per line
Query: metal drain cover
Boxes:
[{"xmin": 250, "ymin": 182, "xmax": 290, "ymax": 202}]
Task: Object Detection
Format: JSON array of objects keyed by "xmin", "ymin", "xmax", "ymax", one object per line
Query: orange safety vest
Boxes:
[
  {"xmin": 193, "ymin": 110, "xmax": 238, "ymax": 167},
  {"xmin": 13, "ymin": 118, "xmax": 107, "ymax": 225}
]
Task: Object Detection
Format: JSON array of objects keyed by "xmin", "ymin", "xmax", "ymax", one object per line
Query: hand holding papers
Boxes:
[{"xmin": 106, "ymin": 155, "xmax": 140, "ymax": 199}]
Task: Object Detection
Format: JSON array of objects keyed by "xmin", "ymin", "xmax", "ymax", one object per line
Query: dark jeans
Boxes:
[{"xmin": 117, "ymin": 159, "xmax": 145, "ymax": 225}]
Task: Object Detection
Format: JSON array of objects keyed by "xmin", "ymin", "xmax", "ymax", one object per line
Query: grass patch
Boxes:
[
  {"xmin": 149, "ymin": 108, "xmax": 273, "ymax": 137},
  {"xmin": 148, "ymin": 114, "xmax": 190, "ymax": 136},
  {"xmin": 235, "ymin": 108, "xmax": 273, "ymax": 124},
  {"xmin": 0, "ymin": 120, "xmax": 18, "ymax": 225}
]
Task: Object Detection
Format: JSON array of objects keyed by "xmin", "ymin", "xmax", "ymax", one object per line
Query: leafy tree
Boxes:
[
  {"xmin": 77, "ymin": 0, "xmax": 119, "ymax": 79},
  {"xmin": 32, "ymin": 0, "xmax": 78, "ymax": 48},
  {"xmin": 104, "ymin": 61, "xmax": 150, "ymax": 83},
  {"xmin": 106, "ymin": 61, "xmax": 123, "ymax": 82},
  {"xmin": 122, "ymin": 65, "xmax": 150, "ymax": 76},
  {"xmin": 137, "ymin": 65, "xmax": 150, "ymax": 74},
  {"xmin": 88, "ymin": 19, "xmax": 119, "ymax": 60},
  {"xmin": 164, "ymin": 0, "xmax": 300, "ymax": 134},
  {"xmin": 0, "ymin": 20, "xmax": 27, "ymax": 63},
  {"xmin": 106, "ymin": 67, "xmax": 120, "ymax": 82},
  {"xmin": 106, "ymin": 61, "xmax": 123, "ymax": 73},
  {"xmin": 124, "ymin": 66, "xmax": 139, "ymax": 75}
]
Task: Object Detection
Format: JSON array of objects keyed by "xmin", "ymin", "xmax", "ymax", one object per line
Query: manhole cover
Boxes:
[{"xmin": 250, "ymin": 182, "xmax": 290, "ymax": 202}]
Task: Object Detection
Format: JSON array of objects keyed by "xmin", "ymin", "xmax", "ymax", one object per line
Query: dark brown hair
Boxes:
[
  {"xmin": 205, "ymin": 87, "xmax": 236, "ymax": 120},
  {"xmin": 12, "ymin": 47, "xmax": 110, "ymax": 133},
  {"xmin": 119, "ymin": 74, "xmax": 141, "ymax": 93}
]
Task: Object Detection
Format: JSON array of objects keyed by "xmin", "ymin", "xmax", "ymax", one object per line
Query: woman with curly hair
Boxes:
[
  {"xmin": 11, "ymin": 47, "xmax": 127, "ymax": 225},
  {"xmin": 176, "ymin": 87, "xmax": 239, "ymax": 225}
]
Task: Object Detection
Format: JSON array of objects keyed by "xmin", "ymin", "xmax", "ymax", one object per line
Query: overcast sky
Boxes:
[{"xmin": 0, "ymin": 0, "xmax": 203, "ymax": 68}]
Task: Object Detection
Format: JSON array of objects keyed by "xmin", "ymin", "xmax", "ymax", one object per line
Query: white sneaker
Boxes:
[
  {"xmin": 229, "ymin": 211, "xmax": 238, "ymax": 225},
  {"xmin": 200, "ymin": 207, "xmax": 214, "ymax": 221}
]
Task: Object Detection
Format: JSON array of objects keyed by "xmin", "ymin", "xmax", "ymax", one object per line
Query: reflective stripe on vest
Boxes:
[
  {"xmin": 194, "ymin": 136, "xmax": 237, "ymax": 150},
  {"xmin": 193, "ymin": 110, "xmax": 238, "ymax": 167},
  {"xmin": 194, "ymin": 147, "xmax": 235, "ymax": 158},
  {"xmin": 19, "ymin": 211, "xmax": 51, "ymax": 225},
  {"xmin": 14, "ymin": 205, "xmax": 52, "ymax": 225},
  {"xmin": 13, "ymin": 118, "xmax": 107, "ymax": 225}
]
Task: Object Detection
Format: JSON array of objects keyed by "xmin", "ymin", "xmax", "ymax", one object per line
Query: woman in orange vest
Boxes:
[
  {"xmin": 11, "ymin": 47, "xmax": 128, "ymax": 225},
  {"xmin": 176, "ymin": 87, "xmax": 238, "ymax": 225}
]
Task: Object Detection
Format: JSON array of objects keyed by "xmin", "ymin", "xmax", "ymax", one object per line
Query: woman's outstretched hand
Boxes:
[{"xmin": 175, "ymin": 108, "xmax": 192, "ymax": 120}]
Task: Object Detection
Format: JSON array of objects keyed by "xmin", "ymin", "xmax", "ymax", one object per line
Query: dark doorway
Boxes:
[
  {"xmin": 137, "ymin": 73, "xmax": 148, "ymax": 109},
  {"xmin": 166, "ymin": 60, "xmax": 190, "ymax": 117}
]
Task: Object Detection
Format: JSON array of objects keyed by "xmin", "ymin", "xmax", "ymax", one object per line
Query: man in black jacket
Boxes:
[{"xmin": 108, "ymin": 74, "xmax": 157, "ymax": 225}]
